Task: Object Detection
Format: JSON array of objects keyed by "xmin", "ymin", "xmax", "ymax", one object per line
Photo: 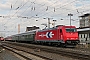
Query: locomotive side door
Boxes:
[{"xmin": 60, "ymin": 29, "xmax": 63, "ymax": 40}]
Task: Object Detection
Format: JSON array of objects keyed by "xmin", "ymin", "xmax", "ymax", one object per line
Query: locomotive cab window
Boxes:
[
  {"xmin": 60, "ymin": 29, "xmax": 62, "ymax": 33},
  {"xmin": 65, "ymin": 28, "xmax": 76, "ymax": 32}
]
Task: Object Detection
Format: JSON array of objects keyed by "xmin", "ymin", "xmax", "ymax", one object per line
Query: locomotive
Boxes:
[{"xmin": 5, "ymin": 25, "xmax": 79, "ymax": 47}]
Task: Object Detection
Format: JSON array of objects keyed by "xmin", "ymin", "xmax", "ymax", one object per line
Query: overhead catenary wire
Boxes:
[
  {"xmin": 0, "ymin": 0, "xmax": 19, "ymax": 30},
  {"xmin": 2, "ymin": 0, "xmax": 90, "ymax": 19},
  {"xmin": 11, "ymin": 0, "xmax": 88, "ymax": 19},
  {"xmin": 39, "ymin": 0, "xmax": 88, "ymax": 19},
  {"xmin": 8, "ymin": 2, "xmax": 90, "ymax": 25},
  {"xmin": 12, "ymin": 0, "xmax": 30, "ymax": 17},
  {"xmin": 5, "ymin": 0, "xmax": 37, "ymax": 31},
  {"xmin": 20, "ymin": 0, "xmax": 37, "ymax": 16},
  {"xmin": 27, "ymin": 0, "xmax": 60, "ymax": 18},
  {"xmin": 8, "ymin": 0, "xmax": 18, "ymax": 16},
  {"xmin": 50, "ymin": 1, "xmax": 90, "ymax": 20},
  {"xmin": 0, "ymin": 0, "xmax": 31, "ymax": 34},
  {"xmin": 3, "ymin": 0, "xmax": 31, "ymax": 25},
  {"xmin": 4, "ymin": 0, "xmax": 77, "ymax": 19},
  {"xmin": 36, "ymin": 0, "xmax": 77, "ymax": 18},
  {"xmin": 16, "ymin": 0, "xmax": 47, "ymax": 17}
]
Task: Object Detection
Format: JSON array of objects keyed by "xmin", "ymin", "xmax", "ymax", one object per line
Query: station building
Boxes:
[
  {"xmin": 26, "ymin": 26, "xmax": 40, "ymax": 32},
  {"xmin": 77, "ymin": 13, "xmax": 90, "ymax": 43}
]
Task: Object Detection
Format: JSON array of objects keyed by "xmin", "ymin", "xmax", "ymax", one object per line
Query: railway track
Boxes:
[
  {"xmin": 2, "ymin": 41, "xmax": 90, "ymax": 60},
  {"xmin": 2, "ymin": 43, "xmax": 52, "ymax": 60}
]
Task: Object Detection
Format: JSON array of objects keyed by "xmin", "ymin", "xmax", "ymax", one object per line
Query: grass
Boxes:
[{"xmin": 76, "ymin": 43, "xmax": 90, "ymax": 51}]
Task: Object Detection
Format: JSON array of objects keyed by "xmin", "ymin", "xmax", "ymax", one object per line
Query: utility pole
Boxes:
[
  {"xmin": 68, "ymin": 13, "xmax": 73, "ymax": 26},
  {"xmin": 48, "ymin": 18, "xmax": 50, "ymax": 28},
  {"xmin": 18, "ymin": 24, "xmax": 20, "ymax": 34},
  {"xmin": 43, "ymin": 18, "xmax": 53, "ymax": 28},
  {"xmin": 53, "ymin": 20, "xmax": 57, "ymax": 27}
]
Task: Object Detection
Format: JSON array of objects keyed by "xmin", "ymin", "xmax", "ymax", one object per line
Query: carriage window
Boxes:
[
  {"xmin": 81, "ymin": 34, "xmax": 82, "ymax": 38},
  {"xmin": 84, "ymin": 34, "xmax": 85, "ymax": 38},
  {"xmin": 65, "ymin": 28, "xmax": 76, "ymax": 32}
]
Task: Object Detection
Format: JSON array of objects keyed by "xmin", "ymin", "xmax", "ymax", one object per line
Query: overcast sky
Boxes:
[{"xmin": 0, "ymin": 0, "xmax": 90, "ymax": 37}]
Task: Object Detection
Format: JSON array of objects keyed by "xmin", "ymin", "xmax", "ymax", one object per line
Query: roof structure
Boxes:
[
  {"xmin": 26, "ymin": 26, "xmax": 40, "ymax": 32},
  {"xmin": 77, "ymin": 27, "xmax": 90, "ymax": 32},
  {"xmin": 79, "ymin": 13, "xmax": 90, "ymax": 17}
]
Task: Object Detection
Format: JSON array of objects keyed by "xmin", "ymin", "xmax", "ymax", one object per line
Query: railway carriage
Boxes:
[{"xmin": 5, "ymin": 30, "xmax": 36, "ymax": 42}]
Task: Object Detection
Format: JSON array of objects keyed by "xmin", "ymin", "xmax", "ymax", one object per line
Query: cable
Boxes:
[
  {"xmin": 37, "ymin": 0, "xmax": 77, "ymax": 18},
  {"xmin": 0, "ymin": 0, "xmax": 19, "ymax": 34},
  {"xmin": 2, "ymin": 0, "xmax": 30, "ymax": 27},
  {"xmin": 12, "ymin": 0, "xmax": 30, "ymax": 17},
  {"xmin": 20, "ymin": 0, "xmax": 36, "ymax": 16},
  {"xmin": 21, "ymin": 0, "xmax": 59, "ymax": 18},
  {"xmin": 51, "ymin": 2, "xmax": 90, "ymax": 20}
]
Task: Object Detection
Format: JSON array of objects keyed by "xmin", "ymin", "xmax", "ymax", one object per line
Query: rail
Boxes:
[{"xmin": 2, "ymin": 41, "xmax": 90, "ymax": 60}]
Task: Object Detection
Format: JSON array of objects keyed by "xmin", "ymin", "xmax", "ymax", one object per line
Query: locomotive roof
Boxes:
[
  {"xmin": 38, "ymin": 25, "xmax": 76, "ymax": 32},
  {"xmin": 38, "ymin": 27, "xmax": 57, "ymax": 32},
  {"xmin": 77, "ymin": 27, "xmax": 90, "ymax": 32}
]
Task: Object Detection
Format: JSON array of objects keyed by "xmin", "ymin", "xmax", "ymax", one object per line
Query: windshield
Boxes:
[{"xmin": 65, "ymin": 28, "xmax": 76, "ymax": 32}]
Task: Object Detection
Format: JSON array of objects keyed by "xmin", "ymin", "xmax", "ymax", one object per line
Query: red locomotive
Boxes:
[{"xmin": 35, "ymin": 25, "xmax": 79, "ymax": 47}]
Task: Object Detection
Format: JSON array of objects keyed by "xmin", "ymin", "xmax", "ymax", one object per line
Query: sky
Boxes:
[{"xmin": 0, "ymin": 0, "xmax": 90, "ymax": 37}]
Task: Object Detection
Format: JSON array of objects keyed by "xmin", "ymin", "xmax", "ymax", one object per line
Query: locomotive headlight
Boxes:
[
  {"xmin": 67, "ymin": 38, "xmax": 69, "ymax": 40},
  {"xmin": 76, "ymin": 38, "xmax": 78, "ymax": 39}
]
